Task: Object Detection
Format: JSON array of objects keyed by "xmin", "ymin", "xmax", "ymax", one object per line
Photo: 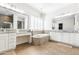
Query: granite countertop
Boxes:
[
  {"xmin": 0, "ymin": 32, "xmax": 16, "ymax": 34},
  {"xmin": 50, "ymin": 30, "xmax": 79, "ymax": 33},
  {"xmin": 0, "ymin": 29, "xmax": 16, "ymax": 33}
]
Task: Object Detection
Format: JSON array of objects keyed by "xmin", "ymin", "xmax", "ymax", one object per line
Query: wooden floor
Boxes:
[{"xmin": 2, "ymin": 42, "xmax": 79, "ymax": 55}]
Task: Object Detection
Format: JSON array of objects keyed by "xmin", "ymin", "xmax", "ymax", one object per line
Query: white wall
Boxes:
[
  {"xmin": 25, "ymin": 16, "xmax": 29, "ymax": 29},
  {"xmin": 53, "ymin": 15, "xmax": 75, "ymax": 31},
  {"xmin": 13, "ymin": 14, "xmax": 18, "ymax": 29},
  {"xmin": 75, "ymin": 14, "xmax": 79, "ymax": 31}
]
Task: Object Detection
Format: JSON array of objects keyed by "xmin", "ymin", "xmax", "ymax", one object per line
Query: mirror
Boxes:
[
  {"xmin": 0, "ymin": 15, "xmax": 13, "ymax": 29},
  {"xmin": 17, "ymin": 17, "xmax": 25, "ymax": 29},
  {"xmin": 17, "ymin": 21, "xmax": 24, "ymax": 29}
]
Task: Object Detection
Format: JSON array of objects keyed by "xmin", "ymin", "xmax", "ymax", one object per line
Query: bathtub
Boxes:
[{"xmin": 32, "ymin": 34, "xmax": 50, "ymax": 45}]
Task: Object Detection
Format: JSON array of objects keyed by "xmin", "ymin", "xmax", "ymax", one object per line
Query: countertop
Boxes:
[
  {"xmin": 0, "ymin": 29, "xmax": 16, "ymax": 34},
  {"xmin": 0, "ymin": 31, "xmax": 16, "ymax": 34},
  {"xmin": 50, "ymin": 30, "xmax": 79, "ymax": 33}
]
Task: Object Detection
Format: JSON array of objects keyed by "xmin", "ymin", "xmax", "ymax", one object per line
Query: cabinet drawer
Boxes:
[
  {"xmin": 76, "ymin": 34, "xmax": 79, "ymax": 39},
  {"xmin": 50, "ymin": 32, "xmax": 56, "ymax": 40}
]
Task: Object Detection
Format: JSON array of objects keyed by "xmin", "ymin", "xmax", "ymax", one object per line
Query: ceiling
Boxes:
[
  {"xmin": 0, "ymin": 6, "xmax": 13, "ymax": 15},
  {"xmin": 28, "ymin": 3, "xmax": 71, "ymax": 14},
  {"xmin": 0, "ymin": 3, "xmax": 78, "ymax": 17},
  {"xmin": 6, "ymin": 3, "xmax": 71, "ymax": 15}
]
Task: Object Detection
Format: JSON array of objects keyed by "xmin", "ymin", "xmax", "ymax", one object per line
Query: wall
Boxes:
[
  {"xmin": 53, "ymin": 15, "xmax": 75, "ymax": 31},
  {"xmin": 75, "ymin": 14, "xmax": 79, "ymax": 31}
]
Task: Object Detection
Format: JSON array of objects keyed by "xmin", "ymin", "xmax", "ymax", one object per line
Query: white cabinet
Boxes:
[
  {"xmin": 50, "ymin": 32, "xmax": 56, "ymax": 40},
  {"xmin": 50, "ymin": 32, "xmax": 62, "ymax": 42},
  {"xmin": 0, "ymin": 34, "xmax": 8, "ymax": 52},
  {"xmin": 50, "ymin": 32, "xmax": 70, "ymax": 43},
  {"xmin": 62, "ymin": 33, "xmax": 71, "ymax": 44},
  {"xmin": 55, "ymin": 32, "xmax": 62, "ymax": 42},
  {"xmin": 63, "ymin": 33, "xmax": 79, "ymax": 46},
  {"xmin": 8, "ymin": 33, "xmax": 16, "ymax": 49},
  {"xmin": 71, "ymin": 33, "xmax": 79, "ymax": 47},
  {"xmin": 50, "ymin": 32, "xmax": 79, "ymax": 47},
  {"xmin": 50, "ymin": 32, "xmax": 76, "ymax": 45},
  {"xmin": 0, "ymin": 32, "xmax": 16, "ymax": 52}
]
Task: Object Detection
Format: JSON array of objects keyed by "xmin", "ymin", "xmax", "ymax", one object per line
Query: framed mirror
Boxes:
[{"xmin": 17, "ymin": 17, "xmax": 25, "ymax": 29}]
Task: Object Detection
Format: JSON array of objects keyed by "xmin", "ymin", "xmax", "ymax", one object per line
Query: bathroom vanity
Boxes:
[
  {"xmin": 0, "ymin": 30, "xmax": 16, "ymax": 53},
  {"xmin": 50, "ymin": 31, "xmax": 79, "ymax": 47}
]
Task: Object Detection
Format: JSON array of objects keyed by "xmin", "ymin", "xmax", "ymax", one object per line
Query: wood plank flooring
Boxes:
[{"xmin": 2, "ymin": 42, "xmax": 79, "ymax": 55}]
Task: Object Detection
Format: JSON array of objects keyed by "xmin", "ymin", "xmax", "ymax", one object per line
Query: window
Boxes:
[
  {"xmin": 59, "ymin": 23, "xmax": 63, "ymax": 30},
  {"xmin": 30, "ymin": 15, "xmax": 43, "ymax": 31},
  {"xmin": 30, "ymin": 16, "xmax": 35, "ymax": 30}
]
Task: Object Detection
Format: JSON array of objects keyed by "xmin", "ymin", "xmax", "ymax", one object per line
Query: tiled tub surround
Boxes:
[{"xmin": 50, "ymin": 31, "xmax": 79, "ymax": 47}]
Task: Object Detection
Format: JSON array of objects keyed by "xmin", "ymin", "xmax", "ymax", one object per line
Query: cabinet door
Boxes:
[
  {"xmin": 72, "ymin": 33, "xmax": 79, "ymax": 47},
  {"xmin": 0, "ymin": 34, "xmax": 8, "ymax": 52},
  {"xmin": 50, "ymin": 32, "xmax": 62, "ymax": 42},
  {"xmin": 62, "ymin": 33, "xmax": 71, "ymax": 44},
  {"xmin": 55, "ymin": 32, "xmax": 62, "ymax": 42},
  {"xmin": 50, "ymin": 32, "xmax": 55, "ymax": 40},
  {"xmin": 50, "ymin": 32, "xmax": 54, "ymax": 40},
  {"xmin": 8, "ymin": 33, "xmax": 16, "ymax": 49}
]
